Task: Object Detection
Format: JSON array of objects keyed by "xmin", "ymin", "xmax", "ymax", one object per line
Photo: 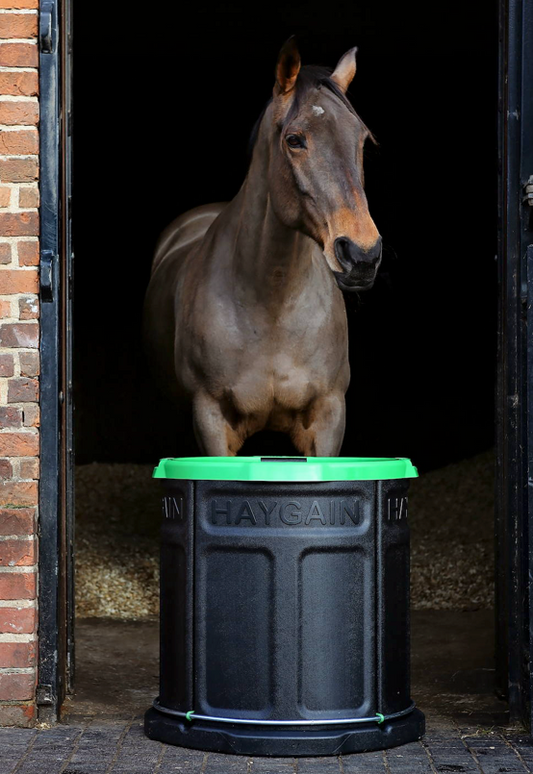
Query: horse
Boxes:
[{"xmin": 143, "ymin": 39, "xmax": 382, "ymax": 457}]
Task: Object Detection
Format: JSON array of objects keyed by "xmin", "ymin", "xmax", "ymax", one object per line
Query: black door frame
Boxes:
[
  {"xmin": 37, "ymin": 0, "xmax": 533, "ymax": 727},
  {"xmin": 495, "ymin": 0, "xmax": 533, "ymax": 730},
  {"xmin": 38, "ymin": 0, "xmax": 74, "ymax": 722}
]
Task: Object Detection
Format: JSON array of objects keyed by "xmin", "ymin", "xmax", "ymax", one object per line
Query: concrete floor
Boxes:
[{"xmin": 64, "ymin": 610, "xmax": 507, "ymax": 726}]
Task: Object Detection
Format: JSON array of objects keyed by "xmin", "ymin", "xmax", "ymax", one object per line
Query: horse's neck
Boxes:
[{"xmin": 221, "ymin": 136, "xmax": 313, "ymax": 306}]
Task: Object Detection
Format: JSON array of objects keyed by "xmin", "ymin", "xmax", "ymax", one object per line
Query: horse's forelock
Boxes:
[
  {"xmin": 289, "ymin": 66, "xmax": 376, "ymax": 143},
  {"xmin": 247, "ymin": 65, "xmax": 375, "ymax": 163}
]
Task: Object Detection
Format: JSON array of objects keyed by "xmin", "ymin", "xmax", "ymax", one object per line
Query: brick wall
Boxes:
[{"xmin": 0, "ymin": 0, "xmax": 39, "ymax": 728}]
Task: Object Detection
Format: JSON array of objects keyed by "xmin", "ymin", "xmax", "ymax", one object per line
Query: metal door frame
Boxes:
[
  {"xmin": 37, "ymin": 0, "xmax": 74, "ymax": 722},
  {"xmin": 495, "ymin": 0, "xmax": 533, "ymax": 732}
]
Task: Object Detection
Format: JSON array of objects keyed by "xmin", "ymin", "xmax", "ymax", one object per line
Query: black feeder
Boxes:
[{"xmin": 144, "ymin": 456, "xmax": 425, "ymax": 756}]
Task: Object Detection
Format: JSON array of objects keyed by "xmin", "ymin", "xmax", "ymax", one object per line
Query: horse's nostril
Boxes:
[
  {"xmin": 334, "ymin": 236, "xmax": 381, "ymax": 270},
  {"xmin": 334, "ymin": 237, "xmax": 356, "ymax": 270}
]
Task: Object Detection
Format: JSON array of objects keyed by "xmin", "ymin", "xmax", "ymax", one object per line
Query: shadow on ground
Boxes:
[{"xmin": 64, "ymin": 609, "xmax": 507, "ymax": 729}]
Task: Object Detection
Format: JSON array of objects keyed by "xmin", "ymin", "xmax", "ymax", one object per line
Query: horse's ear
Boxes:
[
  {"xmin": 275, "ymin": 37, "xmax": 301, "ymax": 95},
  {"xmin": 331, "ymin": 47, "xmax": 357, "ymax": 93}
]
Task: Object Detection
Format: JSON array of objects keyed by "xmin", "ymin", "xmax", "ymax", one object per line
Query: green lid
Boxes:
[{"xmin": 153, "ymin": 456, "xmax": 418, "ymax": 482}]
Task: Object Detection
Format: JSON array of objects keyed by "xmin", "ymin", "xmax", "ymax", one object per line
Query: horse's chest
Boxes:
[
  {"xmin": 183, "ymin": 289, "xmax": 348, "ymax": 413},
  {"xmin": 228, "ymin": 355, "xmax": 314, "ymax": 417},
  {"xmin": 229, "ymin": 330, "xmax": 346, "ymax": 417},
  {"xmin": 272, "ymin": 352, "xmax": 317, "ymax": 404}
]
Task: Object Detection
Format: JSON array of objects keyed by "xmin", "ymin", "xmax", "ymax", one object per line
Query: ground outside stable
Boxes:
[{"xmin": 2, "ymin": 609, "xmax": 533, "ymax": 773}]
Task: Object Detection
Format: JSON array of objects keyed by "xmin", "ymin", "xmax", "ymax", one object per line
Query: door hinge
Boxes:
[
  {"xmin": 36, "ymin": 684, "xmax": 55, "ymax": 706},
  {"xmin": 40, "ymin": 250, "xmax": 55, "ymax": 302},
  {"xmin": 523, "ymin": 175, "xmax": 533, "ymax": 207},
  {"xmin": 39, "ymin": 0, "xmax": 55, "ymax": 54}
]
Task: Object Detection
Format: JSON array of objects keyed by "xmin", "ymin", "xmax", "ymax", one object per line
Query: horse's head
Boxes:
[{"xmin": 267, "ymin": 39, "xmax": 381, "ymax": 293}]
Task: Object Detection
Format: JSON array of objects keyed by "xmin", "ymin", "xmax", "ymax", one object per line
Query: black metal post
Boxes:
[
  {"xmin": 38, "ymin": 0, "xmax": 62, "ymax": 722},
  {"xmin": 496, "ymin": 0, "xmax": 533, "ymax": 731}
]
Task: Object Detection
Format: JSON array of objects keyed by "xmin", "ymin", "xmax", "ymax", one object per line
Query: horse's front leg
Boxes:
[
  {"xmin": 192, "ymin": 391, "xmax": 245, "ymax": 456},
  {"xmin": 291, "ymin": 393, "xmax": 346, "ymax": 457}
]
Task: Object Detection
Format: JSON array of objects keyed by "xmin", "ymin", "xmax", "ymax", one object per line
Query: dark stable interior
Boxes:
[{"xmin": 73, "ymin": 2, "xmax": 498, "ymax": 471}]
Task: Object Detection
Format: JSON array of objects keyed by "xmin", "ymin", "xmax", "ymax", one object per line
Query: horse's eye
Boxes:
[{"xmin": 286, "ymin": 134, "xmax": 305, "ymax": 149}]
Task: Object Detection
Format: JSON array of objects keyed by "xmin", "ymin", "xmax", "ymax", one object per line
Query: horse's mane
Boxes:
[{"xmin": 248, "ymin": 64, "xmax": 376, "ymax": 159}]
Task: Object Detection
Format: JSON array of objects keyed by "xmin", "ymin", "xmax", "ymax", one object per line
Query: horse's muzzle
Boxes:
[{"xmin": 333, "ymin": 236, "xmax": 382, "ymax": 292}]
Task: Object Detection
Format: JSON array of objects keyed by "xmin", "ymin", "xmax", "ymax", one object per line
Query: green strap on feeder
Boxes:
[
  {"xmin": 376, "ymin": 712, "xmax": 385, "ymax": 724},
  {"xmin": 185, "ymin": 710, "xmax": 194, "ymax": 722}
]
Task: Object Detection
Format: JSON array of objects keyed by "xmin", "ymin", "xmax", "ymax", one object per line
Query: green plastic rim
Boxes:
[{"xmin": 153, "ymin": 456, "xmax": 418, "ymax": 482}]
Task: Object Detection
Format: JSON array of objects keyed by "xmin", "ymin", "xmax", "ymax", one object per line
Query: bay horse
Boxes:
[{"xmin": 143, "ymin": 39, "xmax": 382, "ymax": 456}]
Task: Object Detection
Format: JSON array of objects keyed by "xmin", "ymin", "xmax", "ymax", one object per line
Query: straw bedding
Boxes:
[{"xmin": 75, "ymin": 450, "xmax": 494, "ymax": 619}]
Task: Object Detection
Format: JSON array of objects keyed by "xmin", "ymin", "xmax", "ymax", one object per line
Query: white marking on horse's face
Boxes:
[{"xmin": 312, "ymin": 105, "xmax": 325, "ymax": 116}]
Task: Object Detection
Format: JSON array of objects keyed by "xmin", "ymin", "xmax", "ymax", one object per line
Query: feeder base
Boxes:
[{"xmin": 144, "ymin": 706, "xmax": 425, "ymax": 757}]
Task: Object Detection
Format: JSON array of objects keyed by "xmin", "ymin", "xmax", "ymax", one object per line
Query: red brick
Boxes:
[
  {"xmin": 0, "ymin": 211, "xmax": 39, "ymax": 239},
  {"xmin": 0, "ymin": 0, "xmax": 37, "ymax": 7},
  {"xmin": 0, "ymin": 70, "xmax": 37, "ymax": 97},
  {"xmin": 0, "ymin": 539, "xmax": 35, "ymax": 566},
  {"xmin": 0, "ymin": 101, "xmax": 38, "ymax": 126},
  {"xmin": 0, "ymin": 243, "xmax": 11, "ymax": 264},
  {"xmin": 18, "ymin": 296, "xmax": 38, "ymax": 320},
  {"xmin": 0, "ymin": 458, "xmax": 12, "ymax": 478},
  {"xmin": 0, "ymin": 299, "xmax": 12, "ymax": 316},
  {"xmin": 0, "ymin": 352, "xmax": 14, "ymax": 376},
  {"xmin": 0, "ymin": 433, "xmax": 38, "ymax": 457},
  {"xmin": 0, "ymin": 14, "xmax": 37, "ymax": 40},
  {"xmin": 18, "ymin": 186, "xmax": 38, "ymax": 208},
  {"xmin": 0, "ymin": 702, "xmax": 35, "ymax": 727},
  {"xmin": 0, "ymin": 571, "xmax": 35, "ymax": 599},
  {"xmin": 17, "ymin": 240, "xmax": 37, "ymax": 266},
  {"xmin": 0, "ymin": 606, "xmax": 35, "ymax": 633},
  {"xmin": 18, "ymin": 351, "xmax": 38, "ymax": 377},
  {"xmin": 0, "ymin": 483, "xmax": 37, "ymax": 510},
  {"xmin": 10, "ymin": 380, "xmax": 38, "ymax": 409},
  {"xmin": 21, "ymin": 405, "xmax": 38, "ymax": 427},
  {"xmin": 0, "ymin": 159, "xmax": 38, "ymax": 184},
  {"xmin": 7, "ymin": 378, "xmax": 38, "ymax": 403},
  {"xmin": 0, "ymin": 129, "xmax": 37, "ymax": 156},
  {"xmin": 0, "ymin": 640, "xmax": 35, "ymax": 668},
  {"xmin": 0, "ymin": 507, "xmax": 34, "ymax": 535},
  {"xmin": 0, "ymin": 322, "xmax": 38, "ymax": 347},
  {"xmin": 18, "ymin": 457, "xmax": 37, "ymax": 479},
  {"xmin": 0, "ymin": 42, "xmax": 37, "ymax": 66},
  {"xmin": 0, "ymin": 267, "xmax": 27, "ymax": 299},
  {"xmin": 0, "ymin": 271, "xmax": 37, "ymax": 294},
  {"xmin": 0, "ymin": 186, "xmax": 10, "ymax": 207},
  {"xmin": 0, "ymin": 211, "xmax": 38, "ymax": 237},
  {"xmin": 0, "ymin": 407, "xmax": 21, "ymax": 429},
  {"xmin": 0, "ymin": 672, "xmax": 35, "ymax": 701},
  {"xmin": 5, "ymin": 149, "xmax": 37, "ymax": 176}
]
